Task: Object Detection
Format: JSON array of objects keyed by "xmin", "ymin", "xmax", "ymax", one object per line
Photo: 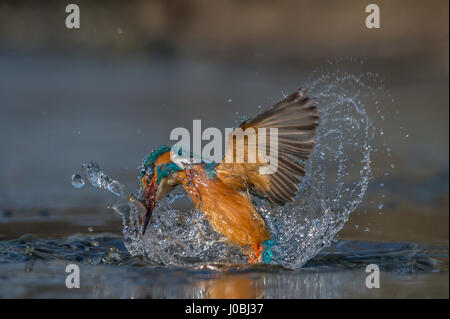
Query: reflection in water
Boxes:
[{"xmin": 202, "ymin": 275, "xmax": 262, "ymax": 299}]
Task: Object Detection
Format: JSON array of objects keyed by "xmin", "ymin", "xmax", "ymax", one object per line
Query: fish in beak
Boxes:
[
  {"xmin": 140, "ymin": 175, "xmax": 158, "ymax": 235},
  {"xmin": 138, "ymin": 160, "xmax": 181, "ymax": 236}
]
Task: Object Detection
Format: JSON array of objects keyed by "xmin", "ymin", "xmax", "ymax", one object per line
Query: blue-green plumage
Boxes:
[
  {"xmin": 156, "ymin": 162, "xmax": 182, "ymax": 183},
  {"xmin": 142, "ymin": 145, "xmax": 171, "ymax": 168}
]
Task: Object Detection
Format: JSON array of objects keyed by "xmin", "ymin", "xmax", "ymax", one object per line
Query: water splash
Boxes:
[
  {"xmin": 74, "ymin": 161, "xmax": 149, "ymax": 256},
  {"xmin": 74, "ymin": 63, "xmax": 383, "ymax": 268},
  {"xmin": 254, "ymin": 62, "xmax": 377, "ymax": 267},
  {"xmin": 71, "ymin": 174, "xmax": 85, "ymax": 189}
]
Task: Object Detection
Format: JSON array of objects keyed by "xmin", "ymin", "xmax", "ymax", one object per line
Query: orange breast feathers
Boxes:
[{"xmin": 177, "ymin": 165, "xmax": 270, "ymax": 246}]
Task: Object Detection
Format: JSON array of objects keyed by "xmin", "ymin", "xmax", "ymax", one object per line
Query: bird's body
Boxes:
[
  {"xmin": 181, "ymin": 163, "xmax": 271, "ymax": 246},
  {"xmin": 139, "ymin": 88, "xmax": 319, "ymax": 263}
]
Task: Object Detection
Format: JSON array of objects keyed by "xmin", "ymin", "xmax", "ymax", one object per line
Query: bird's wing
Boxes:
[{"xmin": 216, "ymin": 88, "xmax": 319, "ymax": 205}]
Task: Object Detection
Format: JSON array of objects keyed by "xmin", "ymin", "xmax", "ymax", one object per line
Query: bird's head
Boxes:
[{"xmin": 138, "ymin": 145, "xmax": 184, "ymax": 235}]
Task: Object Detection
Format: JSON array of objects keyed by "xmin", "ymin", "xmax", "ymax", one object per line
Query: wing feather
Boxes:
[{"xmin": 216, "ymin": 88, "xmax": 319, "ymax": 205}]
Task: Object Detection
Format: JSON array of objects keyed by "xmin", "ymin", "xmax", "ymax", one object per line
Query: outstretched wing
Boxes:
[{"xmin": 216, "ymin": 88, "xmax": 319, "ymax": 205}]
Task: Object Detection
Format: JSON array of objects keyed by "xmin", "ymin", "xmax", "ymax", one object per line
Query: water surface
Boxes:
[{"xmin": 0, "ymin": 234, "xmax": 447, "ymax": 298}]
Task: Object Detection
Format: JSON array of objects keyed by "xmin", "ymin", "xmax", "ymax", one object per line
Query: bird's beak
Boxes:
[{"xmin": 140, "ymin": 175, "xmax": 158, "ymax": 235}]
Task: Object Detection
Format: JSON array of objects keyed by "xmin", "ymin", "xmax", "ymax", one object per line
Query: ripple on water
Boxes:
[{"xmin": 0, "ymin": 234, "xmax": 447, "ymax": 273}]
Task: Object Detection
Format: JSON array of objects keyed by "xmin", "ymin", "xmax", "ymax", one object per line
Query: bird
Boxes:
[{"xmin": 138, "ymin": 88, "xmax": 319, "ymax": 263}]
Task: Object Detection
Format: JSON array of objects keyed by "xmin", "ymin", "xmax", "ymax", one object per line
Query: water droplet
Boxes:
[
  {"xmin": 71, "ymin": 174, "xmax": 85, "ymax": 189},
  {"xmin": 24, "ymin": 245, "xmax": 34, "ymax": 255},
  {"xmin": 108, "ymin": 180, "xmax": 122, "ymax": 197},
  {"xmin": 227, "ymin": 98, "xmax": 232, "ymax": 103}
]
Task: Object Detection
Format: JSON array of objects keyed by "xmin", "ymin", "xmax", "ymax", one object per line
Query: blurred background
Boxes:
[{"xmin": 0, "ymin": 0, "xmax": 448, "ymax": 244}]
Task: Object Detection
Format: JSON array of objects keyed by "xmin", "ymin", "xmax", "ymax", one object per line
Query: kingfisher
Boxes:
[{"xmin": 138, "ymin": 88, "xmax": 319, "ymax": 263}]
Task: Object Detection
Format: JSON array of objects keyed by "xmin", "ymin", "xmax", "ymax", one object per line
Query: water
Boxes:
[
  {"xmin": 1, "ymin": 56, "xmax": 447, "ymax": 298},
  {"xmin": 72, "ymin": 66, "xmax": 381, "ymax": 268},
  {"xmin": 0, "ymin": 234, "xmax": 446, "ymax": 298},
  {"xmin": 71, "ymin": 174, "xmax": 85, "ymax": 189}
]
